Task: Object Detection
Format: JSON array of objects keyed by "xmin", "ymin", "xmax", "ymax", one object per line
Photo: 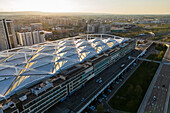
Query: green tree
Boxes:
[
  {"xmin": 157, "ymin": 51, "xmax": 165, "ymax": 61},
  {"xmin": 126, "ymin": 100, "xmax": 134, "ymax": 109},
  {"xmin": 127, "ymin": 84, "xmax": 134, "ymax": 94},
  {"xmin": 127, "ymin": 84, "xmax": 134, "ymax": 99},
  {"xmin": 134, "ymin": 85, "xmax": 143, "ymax": 98},
  {"xmin": 97, "ymin": 104, "xmax": 104, "ymax": 113}
]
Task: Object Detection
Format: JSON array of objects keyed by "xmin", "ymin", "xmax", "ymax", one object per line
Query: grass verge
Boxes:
[{"xmin": 109, "ymin": 61, "xmax": 159, "ymax": 113}]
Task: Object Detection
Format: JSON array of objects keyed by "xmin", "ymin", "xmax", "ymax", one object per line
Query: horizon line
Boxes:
[{"xmin": 0, "ymin": 11, "xmax": 170, "ymax": 15}]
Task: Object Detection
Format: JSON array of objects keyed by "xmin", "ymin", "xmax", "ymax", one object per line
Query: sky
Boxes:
[{"xmin": 0, "ymin": 0, "xmax": 170, "ymax": 14}]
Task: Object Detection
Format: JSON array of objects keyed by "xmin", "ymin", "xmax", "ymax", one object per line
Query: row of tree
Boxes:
[{"xmin": 155, "ymin": 43, "xmax": 167, "ymax": 51}]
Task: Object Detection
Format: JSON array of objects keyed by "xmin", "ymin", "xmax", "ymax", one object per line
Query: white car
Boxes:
[
  {"xmin": 153, "ymin": 96, "xmax": 156, "ymax": 101},
  {"xmin": 121, "ymin": 64, "xmax": 125, "ymax": 68},
  {"xmin": 99, "ymin": 80, "xmax": 102, "ymax": 84}
]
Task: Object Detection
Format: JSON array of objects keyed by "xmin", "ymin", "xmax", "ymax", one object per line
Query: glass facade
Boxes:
[
  {"xmin": 23, "ymin": 86, "xmax": 67, "ymax": 112},
  {"xmin": 21, "ymin": 40, "xmax": 136, "ymax": 113}
]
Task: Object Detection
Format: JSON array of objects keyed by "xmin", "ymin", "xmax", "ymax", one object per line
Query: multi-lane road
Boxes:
[
  {"xmin": 47, "ymin": 41, "xmax": 156, "ymax": 113},
  {"xmin": 47, "ymin": 50, "xmax": 141, "ymax": 113},
  {"xmin": 47, "ymin": 41, "xmax": 170, "ymax": 113},
  {"xmin": 144, "ymin": 64, "xmax": 170, "ymax": 113},
  {"xmin": 138, "ymin": 44, "xmax": 170, "ymax": 113}
]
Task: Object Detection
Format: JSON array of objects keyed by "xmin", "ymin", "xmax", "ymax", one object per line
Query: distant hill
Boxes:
[
  {"xmin": 0, "ymin": 11, "xmax": 109, "ymax": 16},
  {"xmin": 0, "ymin": 11, "xmax": 169, "ymax": 16},
  {"xmin": 0, "ymin": 11, "xmax": 42, "ymax": 15}
]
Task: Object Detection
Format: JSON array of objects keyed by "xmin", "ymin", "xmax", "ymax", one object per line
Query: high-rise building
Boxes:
[
  {"xmin": 17, "ymin": 32, "xmax": 27, "ymax": 46},
  {"xmin": 39, "ymin": 31, "xmax": 46, "ymax": 43},
  {"xmin": 17, "ymin": 31, "xmax": 46, "ymax": 46},
  {"xmin": 0, "ymin": 19, "xmax": 17, "ymax": 51},
  {"xmin": 98, "ymin": 24, "xmax": 111, "ymax": 34},
  {"xmin": 25, "ymin": 32, "xmax": 33, "ymax": 46},
  {"xmin": 30, "ymin": 23, "xmax": 42, "ymax": 31},
  {"xmin": 32, "ymin": 31, "xmax": 40, "ymax": 44},
  {"xmin": 87, "ymin": 23, "xmax": 111, "ymax": 34},
  {"xmin": 87, "ymin": 24, "xmax": 99, "ymax": 34}
]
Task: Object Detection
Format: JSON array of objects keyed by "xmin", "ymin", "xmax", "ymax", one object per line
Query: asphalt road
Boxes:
[
  {"xmin": 47, "ymin": 50, "xmax": 141, "ymax": 113},
  {"xmin": 143, "ymin": 45, "xmax": 170, "ymax": 113},
  {"xmin": 100, "ymin": 44, "xmax": 155, "ymax": 113},
  {"xmin": 144, "ymin": 64, "xmax": 170, "ymax": 113},
  {"xmin": 102, "ymin": 60, "xmax": 145, "ymax": 113}
]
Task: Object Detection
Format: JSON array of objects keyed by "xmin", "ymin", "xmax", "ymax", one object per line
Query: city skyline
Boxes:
[
  {"xmin": 0, "ymin": 0, "xmax": 170, "ymax": 14},
  {"xmin": 0, "ymin": 1, "xmax": 170, "ymax": 112}
]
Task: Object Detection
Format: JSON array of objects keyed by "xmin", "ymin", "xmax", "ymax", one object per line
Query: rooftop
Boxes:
[{"xmin": 0, "ymin": 34, "xmax": 130, "ymax": 99}]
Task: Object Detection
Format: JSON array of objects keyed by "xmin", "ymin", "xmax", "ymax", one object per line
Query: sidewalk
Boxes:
[
  {"xmin": 163, "ymin": 44, "xmax": 170, "ymax": 113},
  {"xmin": 138, "ymin": 44, "xmax": 170, "ymax": 113}
]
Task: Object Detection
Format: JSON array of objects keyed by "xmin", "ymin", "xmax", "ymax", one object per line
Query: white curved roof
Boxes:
[{"xmin": 0, "ymin": 34, "xmax": 129, "ymax": 97}]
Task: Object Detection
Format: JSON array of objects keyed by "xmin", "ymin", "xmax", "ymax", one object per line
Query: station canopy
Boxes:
[{"xmin": 0, "ymin": 34, "xmax": 129, "ymax": 98}]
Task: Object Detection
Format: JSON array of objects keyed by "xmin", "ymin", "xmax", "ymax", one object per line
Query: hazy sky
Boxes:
[{"xmin": 0, "ymin": 0, "xmax": 170, "ymax": 14}]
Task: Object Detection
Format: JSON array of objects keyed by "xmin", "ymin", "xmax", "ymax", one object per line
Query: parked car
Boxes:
[
  {"xmin": 99, "ymin": 80, "xmax": 102, "ymax": 84},
  {"xmin": 116, "ymin": 81, "xmax": 119, "ymax": 84},
  {"xmin": 107, "ymin": 89, "xmax": 111, "ymax": 93},
  {"xmin": 90, "ymin": 105, "xmax": 95, "ymax": 111},
  {"xmin": 103, "ymin": 94, "xmax": 107, "ymax": 98},
  {"xmin": 81, "ymin": 97, "xmax": 85, "ymax": 102}
]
